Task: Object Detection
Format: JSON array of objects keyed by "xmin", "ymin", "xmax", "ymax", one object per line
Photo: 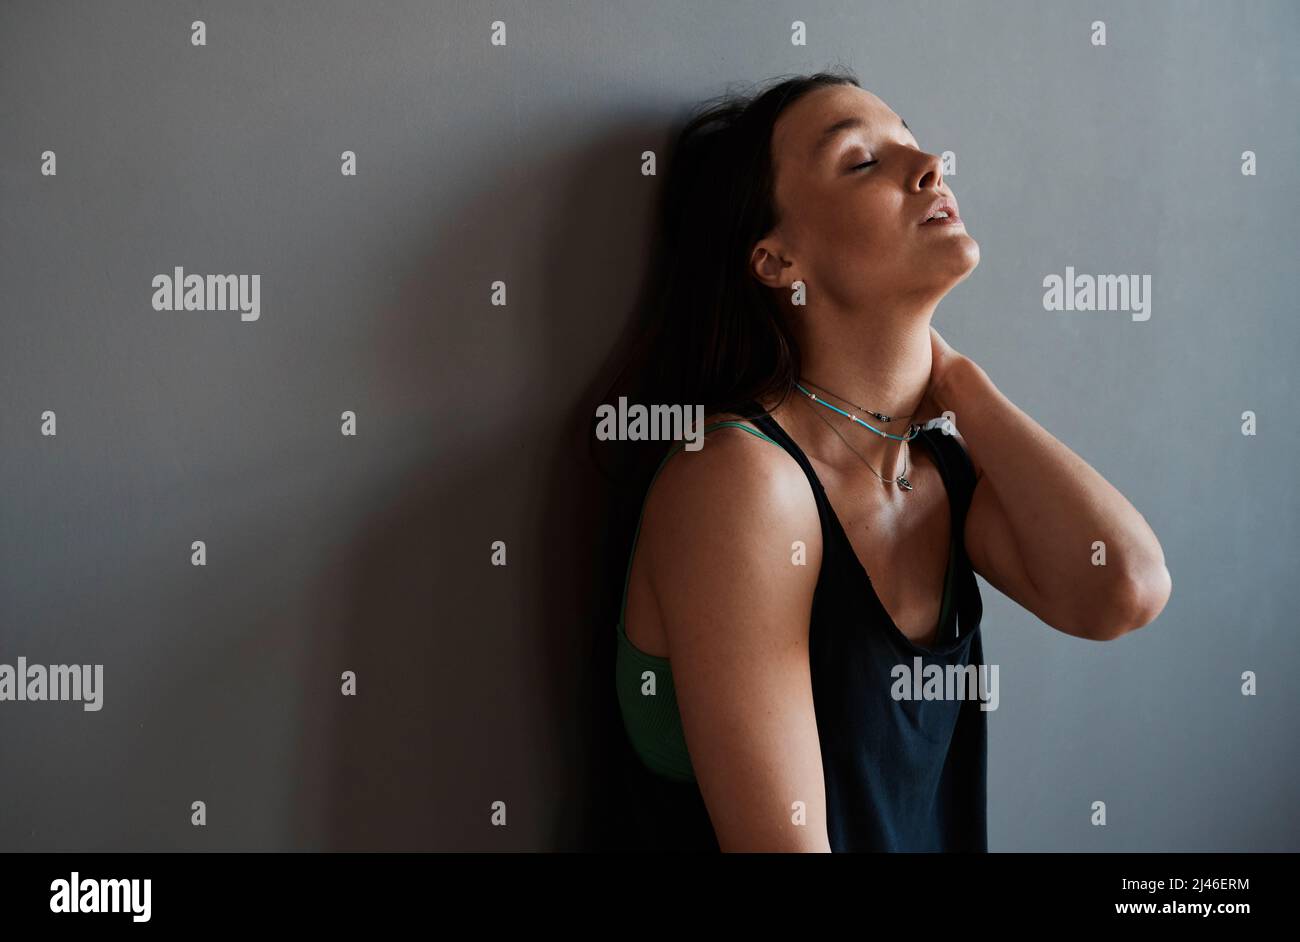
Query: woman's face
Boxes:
[{"xmin": 753, "ymin": 84, "xmax": 979, "ymax": 312}]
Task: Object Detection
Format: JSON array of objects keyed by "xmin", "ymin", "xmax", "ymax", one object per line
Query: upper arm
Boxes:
[
  {"xmin": 957, "ymin": 427, "xmax": 1169, "ymax": 638},
  {"xmin": 945, "ymin": 427, "xmax": 1052, "ymax": 622},
  {"xmin": 640, "ymin": 429, "xmax": 831, "ymax": 852},
  {"xmin": 961, "ymin": 465, "xmax": 1055, "ymax": 619}
]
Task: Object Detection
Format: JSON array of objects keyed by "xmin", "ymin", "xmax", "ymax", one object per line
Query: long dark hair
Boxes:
[{"xmin": 590, "ymin": 67, "xmax": 861, "ymax": 490}]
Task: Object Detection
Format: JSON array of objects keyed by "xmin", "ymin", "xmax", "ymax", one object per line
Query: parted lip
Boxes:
[{"xmin": 920, "ymin": 197, "xmax": 960, "ymax": 224}]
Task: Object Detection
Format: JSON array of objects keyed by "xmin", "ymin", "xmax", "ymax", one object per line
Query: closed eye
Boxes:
[{"xmin": 851, "ymin": 159, "xmax": 878, "ymax": 171}]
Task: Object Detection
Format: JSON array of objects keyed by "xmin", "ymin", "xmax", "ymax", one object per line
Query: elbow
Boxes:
[{"xmin": 1086, "ymin": 564, "xmax": 1172, "ymax": 641}]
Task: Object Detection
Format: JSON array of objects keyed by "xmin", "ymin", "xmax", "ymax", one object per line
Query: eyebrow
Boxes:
[{"xmin": 812, "ymin": 114, "xmax": 912, "ymax": 158}]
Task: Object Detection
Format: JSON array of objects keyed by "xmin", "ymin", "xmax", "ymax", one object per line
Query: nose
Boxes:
[{"xmin": 912, "ymin": 150, "xmax": 945, "ymax": 193}]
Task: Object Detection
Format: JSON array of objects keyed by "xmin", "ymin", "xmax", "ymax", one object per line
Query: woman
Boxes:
[{"xmin": 596, "ymin": 69, "xmax": 1171, "ymax": 852}]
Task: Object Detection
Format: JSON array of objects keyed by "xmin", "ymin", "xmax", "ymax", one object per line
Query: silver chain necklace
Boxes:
[{"xmin": 798, "ymin": 390, "xmax": 915, "ymax": 491}]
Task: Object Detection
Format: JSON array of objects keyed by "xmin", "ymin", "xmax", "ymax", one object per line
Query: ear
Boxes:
[{"xmin": 749, "ymin": 238, "xmax": 799, "ymax": 290}]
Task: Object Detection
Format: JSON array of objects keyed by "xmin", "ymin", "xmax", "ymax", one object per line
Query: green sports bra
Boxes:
[{"xmin": 613, "ymin": 419, "xmax": 958, "ymax": 784}]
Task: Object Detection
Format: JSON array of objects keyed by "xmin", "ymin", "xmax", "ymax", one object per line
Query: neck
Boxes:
[{"xmin": 788, "ymin": 302, "xmax": 935, "ymax": 484}]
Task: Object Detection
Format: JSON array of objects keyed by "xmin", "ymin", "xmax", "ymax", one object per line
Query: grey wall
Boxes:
[{"xmin": 1, "ymin": 0, "xmax": 1296, "ymax": 851}]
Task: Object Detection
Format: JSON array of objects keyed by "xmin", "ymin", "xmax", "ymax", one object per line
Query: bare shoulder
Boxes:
[
  {"xmin": 636, "ymin": 404, "xmax": 825, "ymax": 646},
  {"xmin": 642, "ymin": 409, "xmax": 821, "ymax": 566}
]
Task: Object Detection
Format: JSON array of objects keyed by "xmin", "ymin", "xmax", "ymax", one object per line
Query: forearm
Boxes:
[{"xmin": 936, "ymin": 357, "xmax": 1170, "ymax": 629}]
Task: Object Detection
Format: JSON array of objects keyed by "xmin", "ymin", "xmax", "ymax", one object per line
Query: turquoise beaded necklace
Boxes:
[
  {"xmin": 794, "ymin": 379, "xmax": 922, "ymax": 491},
  {"xmin": 794, "ymin": 381, "xmax": 921, "ymax": 442}
]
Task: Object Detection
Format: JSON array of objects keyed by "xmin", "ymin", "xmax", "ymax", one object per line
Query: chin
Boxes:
[{"xmin": 946, "ymin": 234, "xmax": 980, "ymax": 280}]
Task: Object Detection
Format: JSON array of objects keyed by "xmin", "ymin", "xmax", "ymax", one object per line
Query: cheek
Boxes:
[
  {"xmin": 829, "ymin": 204, "xmax": 906, "ymax": 273},
  {"xmin": 791, "ymin": 186, "xmax": 908, "ymax": 281},
  {"xmin": 832, "ymin": 187, "xmax": 905, "ymax": 250}
]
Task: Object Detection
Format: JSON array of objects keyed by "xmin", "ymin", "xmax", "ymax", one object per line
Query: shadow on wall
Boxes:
[{"xmin": 284, "ymin": 115, "xmax": 675, "ymax": 850}]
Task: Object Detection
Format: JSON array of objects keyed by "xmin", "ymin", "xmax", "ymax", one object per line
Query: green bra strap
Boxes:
[{"xmin": 616, "ymin": 421, "xmax": 781, "ymax": 628}]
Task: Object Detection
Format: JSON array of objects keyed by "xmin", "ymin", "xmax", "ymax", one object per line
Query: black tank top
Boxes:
[{"xmin": 612, "ymin": 399, "xmax": 988, "ymax": 852}]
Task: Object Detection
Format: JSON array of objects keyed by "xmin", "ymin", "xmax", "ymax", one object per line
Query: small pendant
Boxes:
[{"xmin": 896, "ymin": 475, "xmax": 913, "ymax": 491}]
